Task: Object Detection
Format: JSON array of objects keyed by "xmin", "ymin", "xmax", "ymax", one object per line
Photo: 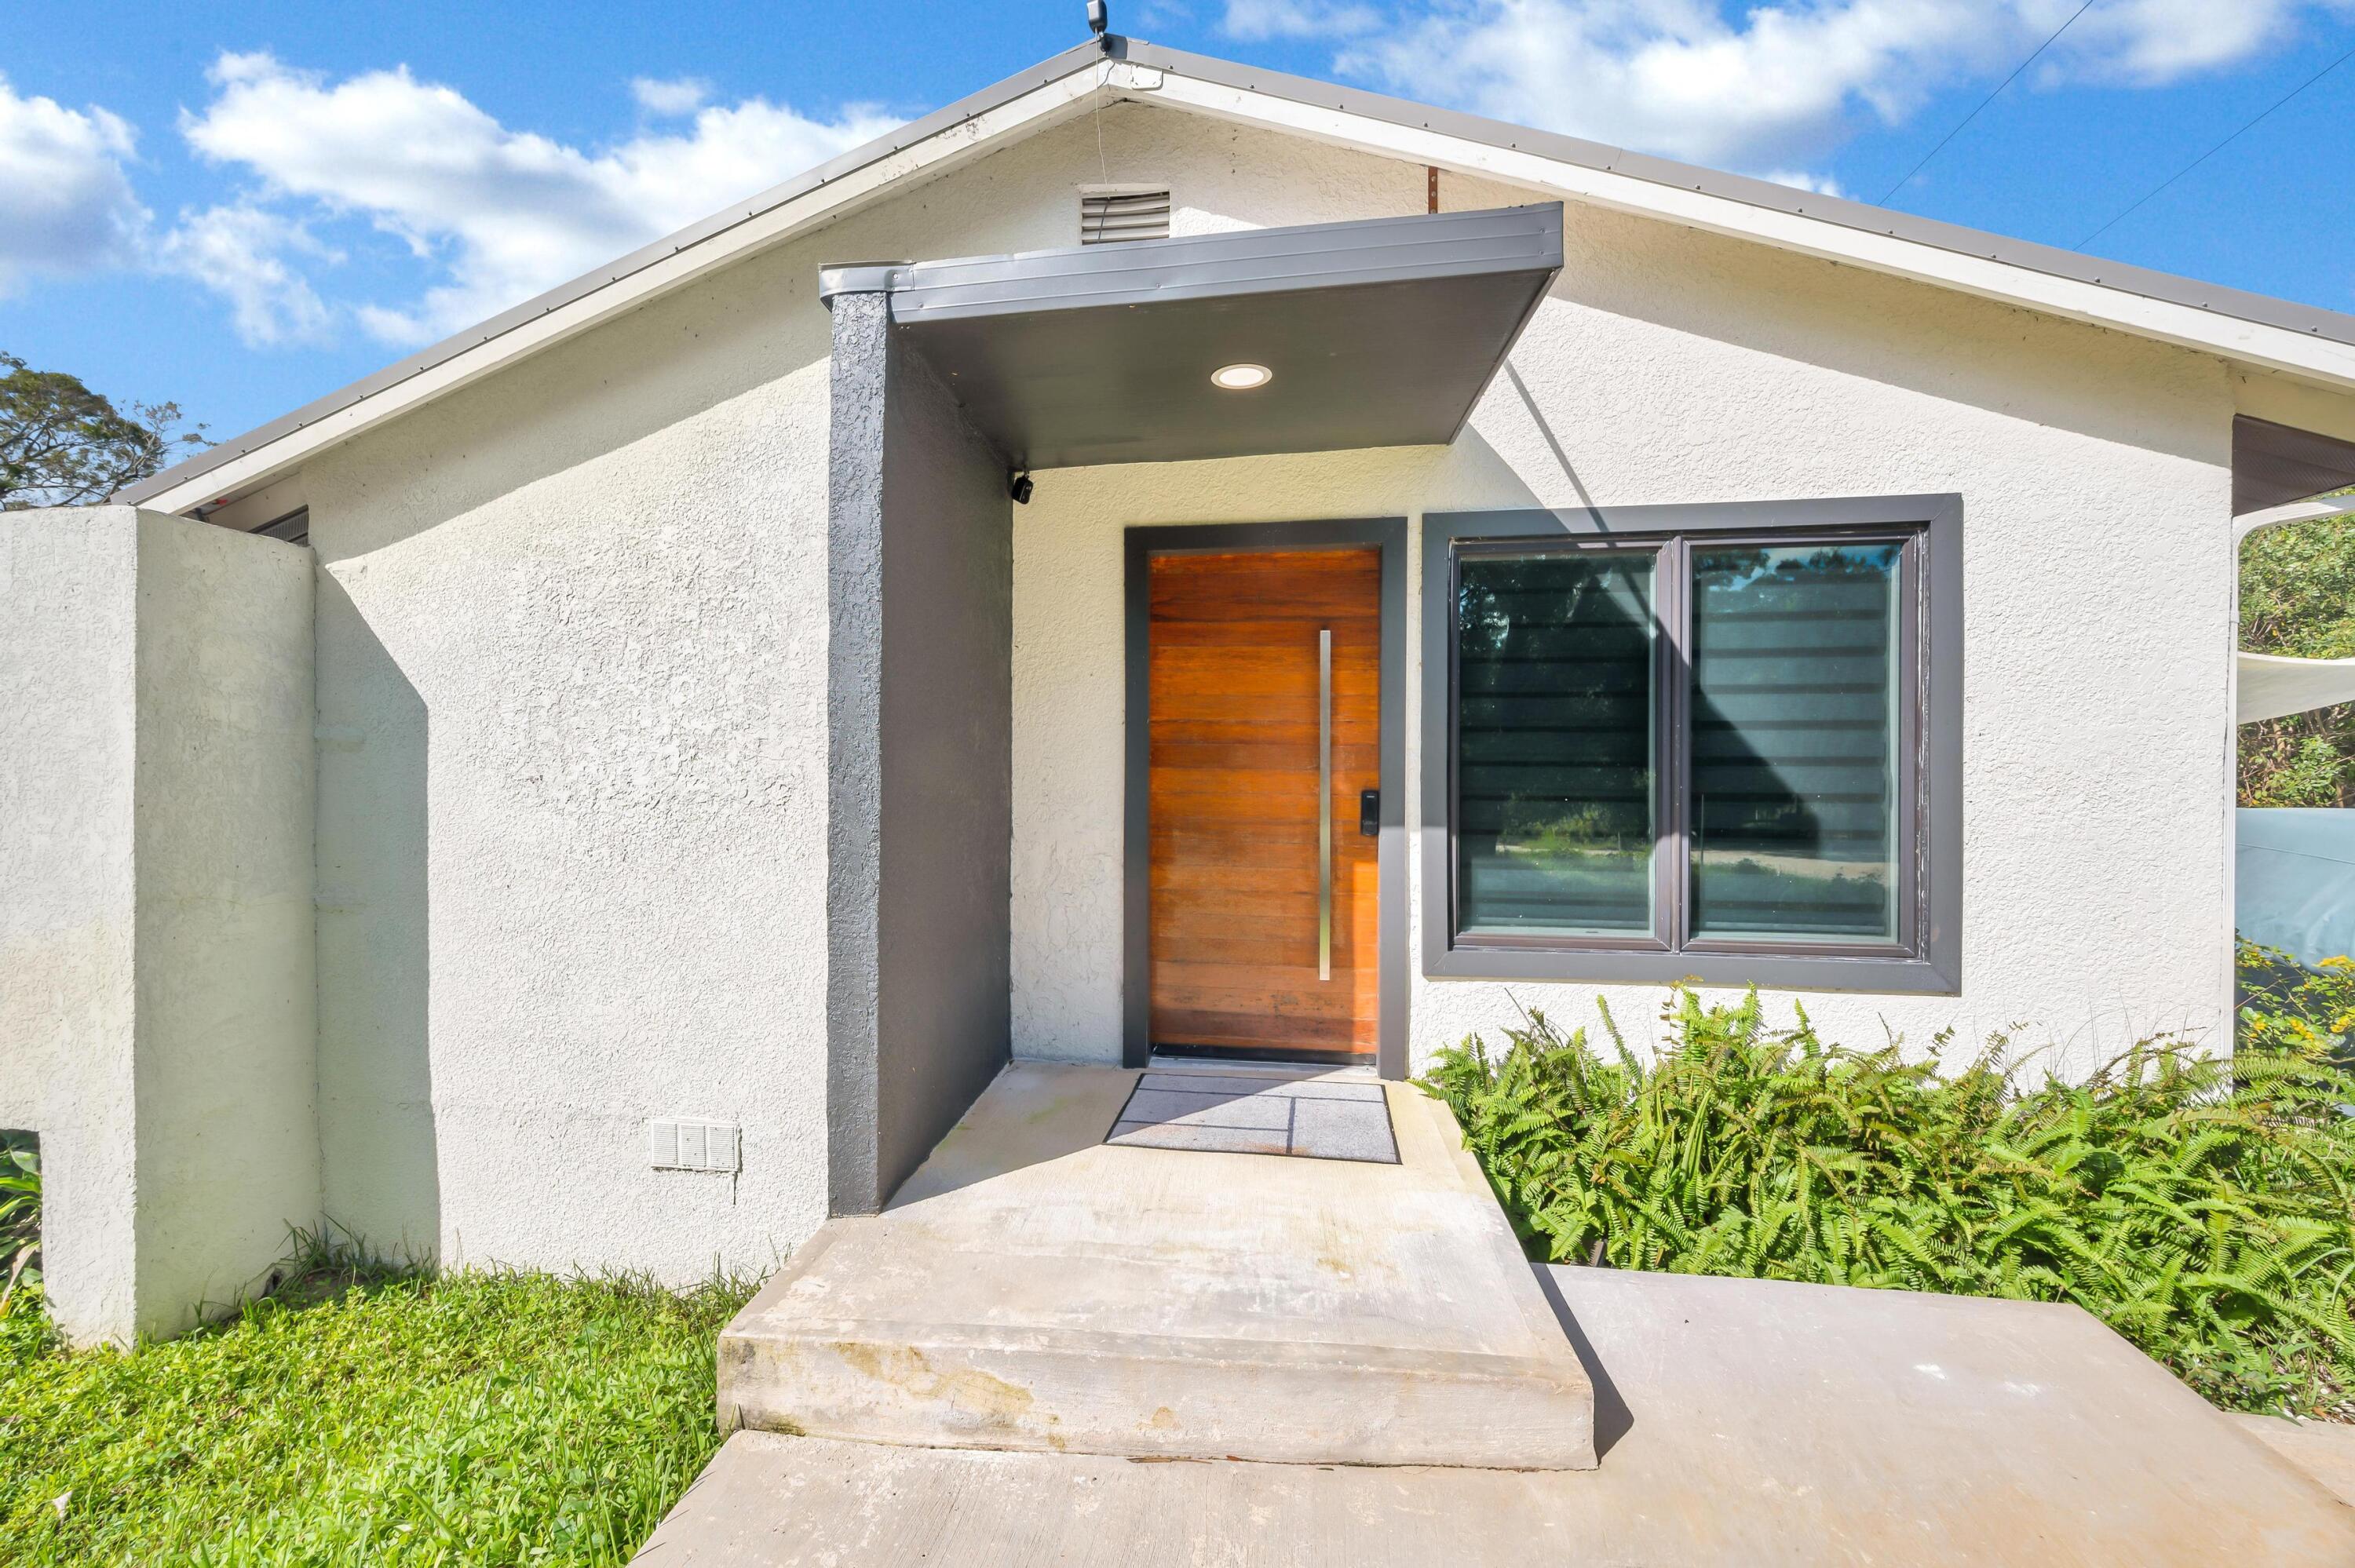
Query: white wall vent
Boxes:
[
  {"xmin": 1080, "ymin": 185, "xmax": 1170, "ymax": 245},
  {"xmin": 650, "ymin": 1117, "xmax": 739, "ymax": 1172}
]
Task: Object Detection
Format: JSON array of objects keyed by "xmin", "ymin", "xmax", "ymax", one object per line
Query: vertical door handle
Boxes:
[{"xmin": 1318, "ymin": 627, "xmax": 1332, "ymax": 983}]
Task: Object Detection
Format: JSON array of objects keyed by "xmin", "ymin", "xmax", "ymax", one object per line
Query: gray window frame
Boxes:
[{"xmin": 1422, "ymin": 497, "xmax": 1962, "ymax": 994}]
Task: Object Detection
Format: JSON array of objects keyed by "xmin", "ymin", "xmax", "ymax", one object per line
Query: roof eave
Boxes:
[
  {"xmin": 1115, "ymin": 39, "xmax": 2355, "ymax": 407},
  {"xmin": 123, "ymin": 32, "xmax": 2355, "ymax": 516},
  {"xmin": 1115, "ymin": 38, "xmax": 2355, "ymax": 359}
]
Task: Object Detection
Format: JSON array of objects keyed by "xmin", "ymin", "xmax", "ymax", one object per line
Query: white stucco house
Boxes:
[{"xmin": 13, "ymin": 34, "xmax": 2355, "ymax": 1347}]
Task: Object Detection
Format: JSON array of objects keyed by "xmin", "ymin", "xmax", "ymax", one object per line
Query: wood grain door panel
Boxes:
[{"xmin": 1148, "ymin": 546, "xmax": 1381, "ymax": 1061}]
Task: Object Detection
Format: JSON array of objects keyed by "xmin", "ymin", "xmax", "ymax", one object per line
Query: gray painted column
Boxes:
[
  {"xmin": 823, "ymin": 279, "xmax": 1016, "ymax": 1214},
  {"xmin": 825, "ymin": 289, "xmax": 890, "ymax": 1216}
]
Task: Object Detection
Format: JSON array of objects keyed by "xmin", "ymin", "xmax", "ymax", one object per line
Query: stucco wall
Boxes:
[
  {"xmin": 294, "ymin": 99, "xmax": 2242, "ymax": 1282},
  {"xmin": 307, "ymin": 331, "xmax": 839, "ymax": 1278},
  {"xmin": 0, "ymin": 506, "xmax": 315, "ymax": 1344},
  {"xmin": 1003, "ymin": 123, "xmax": 2242, "ymax": 1075}
]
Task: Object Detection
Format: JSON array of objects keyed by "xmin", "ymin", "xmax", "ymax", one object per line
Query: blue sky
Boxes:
[{"xmin": 8, "ymin": 1, "xmax": 2355, "ymax": 444}]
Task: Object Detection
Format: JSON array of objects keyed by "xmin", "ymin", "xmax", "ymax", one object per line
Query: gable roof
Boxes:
[{"xmin": 122, "ymin": 33, "xmax": 2355, "ymax": 515}]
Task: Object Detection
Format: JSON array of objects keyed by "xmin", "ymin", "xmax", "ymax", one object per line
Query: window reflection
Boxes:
[
  {"xmin": 1688, "ymin": 543, "xmax": 1900, "ymax": 943},
  {"xmin": 1455, "ymin": 552, "xmax": 1656, "ymax": 935}
]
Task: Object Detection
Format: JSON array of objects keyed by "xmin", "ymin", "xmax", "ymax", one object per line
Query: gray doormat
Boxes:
[{"xmin": 1106, "ymin": 1069, "xmax": 1399, "ymax": 1164}]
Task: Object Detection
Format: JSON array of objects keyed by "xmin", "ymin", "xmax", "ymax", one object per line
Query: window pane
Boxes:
[
  {"xmin": 1689, "ymin": 542, "xmax": 1901, "ymax": 943},
  {"xmin": 1455, "ymin": 551, "xmax": 1656, "ymax": 935}
]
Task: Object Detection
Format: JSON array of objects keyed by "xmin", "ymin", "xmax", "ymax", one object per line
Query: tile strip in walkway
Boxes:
[{"xmin": 1106, "ymin": 1067, "xmax": 1399, "ymax": 1163}]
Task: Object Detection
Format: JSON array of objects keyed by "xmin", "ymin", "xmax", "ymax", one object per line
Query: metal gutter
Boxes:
[{"xmin": 882, "ymin": 202, "xmax": 1561, "ymax": 321}]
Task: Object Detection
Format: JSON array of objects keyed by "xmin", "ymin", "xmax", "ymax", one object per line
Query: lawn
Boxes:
[{"xmin": 0, "ymin": 1249, "xmax": 753, "ymax": 1566}]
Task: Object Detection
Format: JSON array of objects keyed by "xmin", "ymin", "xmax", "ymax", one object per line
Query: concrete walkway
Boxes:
[
  {"xmin": 641, "ymin": 1061, "xmax": 2355, "ymax": 1564},
  {"xmin": 645, "ymin": 1267, "xmax": 2355, "ymax": 1564},
  {"xmin": 2234, "ymin": 1413, "xmax": 2355, "ymax": 1508}
]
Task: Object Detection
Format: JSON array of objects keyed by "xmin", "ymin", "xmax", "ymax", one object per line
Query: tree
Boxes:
[
  {"xmin": 0, "ymin": 352, "xmax": 207, "ymax": 511},
  {"xmin": 2239, "ymin": 505, "xmax": 2355, "ymax": 807}
]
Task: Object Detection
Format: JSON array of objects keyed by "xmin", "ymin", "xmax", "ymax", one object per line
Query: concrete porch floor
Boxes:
[{"xmin": 716, "ymin": 1061, "xmax": 1594, "ymax": 1469}]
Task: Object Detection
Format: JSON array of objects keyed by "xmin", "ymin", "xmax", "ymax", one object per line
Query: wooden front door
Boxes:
[{"xmin": 1148, "ymin": 546, "xmax": 1381, "ymax": 1063}]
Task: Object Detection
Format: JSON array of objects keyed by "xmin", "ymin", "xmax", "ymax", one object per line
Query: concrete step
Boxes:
[
  {"xmin": 716, "ymin": 1062, "xmax": 1594, "ymax": 1470},
  {"xmin": 650, "ymin": 1269, "xmax": 2355, "ymax": 1566}
]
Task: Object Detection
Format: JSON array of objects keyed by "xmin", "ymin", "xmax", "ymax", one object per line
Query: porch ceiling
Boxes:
[{"xmin": 827, "ymin": 204, "xmax": 1564, "ymax": 470}]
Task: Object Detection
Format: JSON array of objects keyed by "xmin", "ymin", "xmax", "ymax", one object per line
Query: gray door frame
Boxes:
[{"xmin": 1122, "ymin": 517, "xmax": 1411, "ymax": 1078}]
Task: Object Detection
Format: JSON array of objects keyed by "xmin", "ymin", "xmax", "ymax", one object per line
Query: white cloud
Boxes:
[
  {"xmin": 631, "ymin": 76, "xmax": 710, "ymax": 116},
  {"xmin": 0, "ymin": 74, "xmax": 148, "ymax": 294},
  {"xmin": 157, "ymin": 205, "xmax": 336, "ymax": 347},
  {"xmin": 1310, "ymin": 1, "xmax": 2354, "ymax": 170},
  {"xmin": 178, "ymin": 51, "xmax": 901, "ymax": 346},
  {"xmin": 2062, "ymin": 0, "xmax": 2324, "ymax": 86},
  {"xmin": 1753, "ymin": 168, "xmax": 1848, "ymax": 199},
  {"xmin": 1331, "ymin": 2, "xmax": 1988, "ymax": 166}
]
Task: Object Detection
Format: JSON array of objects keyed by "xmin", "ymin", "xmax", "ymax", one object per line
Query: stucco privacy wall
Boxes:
[
  {"xmin": 301, "ymin": 105, "xmax": 1145, "ymax": 1276},
  {"xmin": 826, "ymin": 294, "xmax": 1014, "ymax": 1212},
  {"xmin": 2, "ymin": 510, "xmax": 139, "ymax": 1344},
  {"xmin": 131, "ymin": 511, "xmax": 319, "ymax": 1334},
  {"xmin": 1009, "ymin": 154, "xmax": 2241, "ymax": 1075},
  {"xmin": 0, "ymin": 507, "xmax": 315, "ymax": 1344}
]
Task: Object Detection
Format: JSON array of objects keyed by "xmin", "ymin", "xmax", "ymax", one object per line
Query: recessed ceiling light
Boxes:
[{"xmin": 1210, "ymin": 363, "xmax": 1272, "ymax": 391}]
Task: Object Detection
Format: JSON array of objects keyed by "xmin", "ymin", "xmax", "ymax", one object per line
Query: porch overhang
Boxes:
[
  {"xmin": 819, "ymin": 203, "xmax": 1564, "ymax": 469},
  {"xmin": 2235, "ymin": 415, "xmax": 2355, "ymax": 516}
]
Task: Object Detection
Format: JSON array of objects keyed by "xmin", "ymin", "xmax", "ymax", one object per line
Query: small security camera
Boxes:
[
  {"xmin": 1009, "ymin": 470, "xmax": 1035, "ymax": 505},
  {"xmin": 1087, "ymin": 0, "xmax": 1108, "ymax": 36}
]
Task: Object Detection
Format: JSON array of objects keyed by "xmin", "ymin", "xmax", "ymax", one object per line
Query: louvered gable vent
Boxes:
[{"xmin": 1080, "ymin": 186, "xmax": 1170, "ymax": 245}]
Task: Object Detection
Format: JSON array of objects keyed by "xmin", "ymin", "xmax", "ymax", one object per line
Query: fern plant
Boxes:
[
  {"xmin": 0, "ymin": 1132, "xmax": 37, "ymax": 1318},
  {"xmin": 1422, "ymin": 979, "xmax": 2355, "ymax": 1420}
]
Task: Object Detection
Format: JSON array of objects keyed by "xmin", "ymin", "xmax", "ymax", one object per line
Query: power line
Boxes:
[
  {"xmin": 2077, "ymin": 39, "xmax": 2355, "ymax": 249},
  {"xmin": 1879, "ymin": 1, "xmax": 2096, "ymax": 206}
]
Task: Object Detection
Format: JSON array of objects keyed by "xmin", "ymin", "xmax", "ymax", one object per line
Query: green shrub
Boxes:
[
  {"xmin": 1421, "ymin": 983, "xmax": 2355, "ymax": 1420},
  {"xmin": 2240, "ymin": 941, "xmax": 2355, "ymax": 1071}
]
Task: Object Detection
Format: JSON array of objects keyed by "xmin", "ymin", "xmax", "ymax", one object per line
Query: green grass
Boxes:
[
  {"xmin": 1422, "ymin": 967, "xmax": 2355, "ymax": 1424},
  {"xmin": 0, "ymin": 1245, "xmax": 754, "ymax": 1566}
]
